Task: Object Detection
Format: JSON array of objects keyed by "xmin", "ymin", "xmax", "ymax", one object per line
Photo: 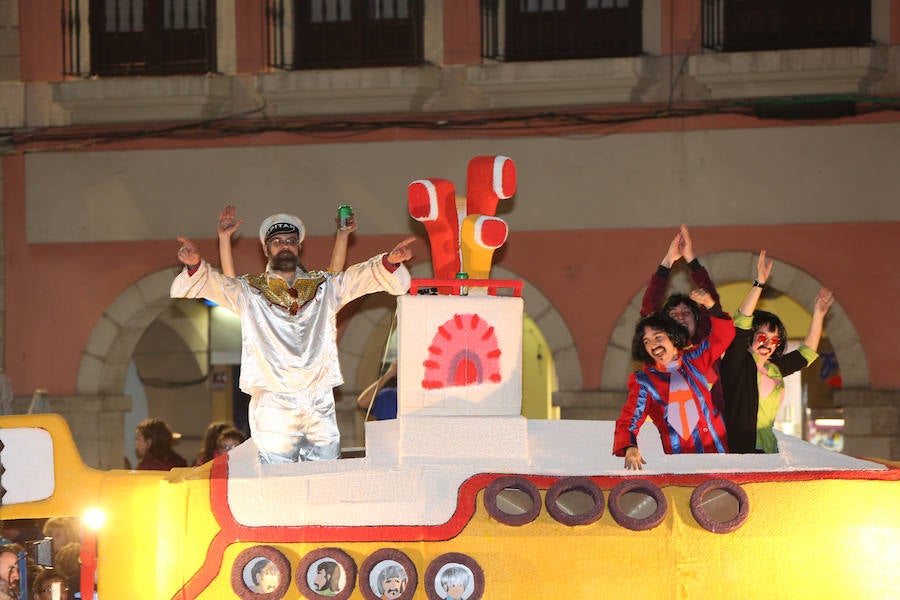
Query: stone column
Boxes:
[
  {"xmin": 554, "ymin": 390, "xmax": 627, "ymax": 421},
  {"xmin": 837, "ymin": 389, "xmax": 900, "ymax": 461}
]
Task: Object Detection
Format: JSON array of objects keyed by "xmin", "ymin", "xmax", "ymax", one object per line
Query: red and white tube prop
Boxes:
[
  {"xmin": 461, "ymin": 215, "xmax": 509, "ymax": 280},
  {"xmin": 408, "ymin": 178, "xmax": 461, "ymax": 279},
  {"xmin": 465, "ymin": 155, "xmax": 516, "ymax": 217}
]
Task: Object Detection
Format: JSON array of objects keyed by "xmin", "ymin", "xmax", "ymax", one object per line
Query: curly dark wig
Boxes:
[{"xmin": 632, "ymin": 313, "xmax": 690, "ymax": 365}]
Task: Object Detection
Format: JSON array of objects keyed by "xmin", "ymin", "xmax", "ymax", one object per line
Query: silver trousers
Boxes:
[{"xmin": 249, "ymin": 389, "xmax": 341, "ymax": 463}]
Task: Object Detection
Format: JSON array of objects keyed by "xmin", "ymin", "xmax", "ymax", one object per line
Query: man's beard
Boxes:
[{"xmin": 269, "ymin": 250, "xmax": 299, "ymax": 272}]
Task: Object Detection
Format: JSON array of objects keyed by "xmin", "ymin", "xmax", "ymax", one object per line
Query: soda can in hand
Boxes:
[{"xmin": 338, "ymin": 205, "xmax": 354, "ymax": 229}]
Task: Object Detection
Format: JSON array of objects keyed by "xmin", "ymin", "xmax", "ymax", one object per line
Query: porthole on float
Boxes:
[
  {"xmin": 424, "ymin": 552, "xmax": 485, "ymax": 600},
  {"xmin": 295, "ymin": 547, "xmax": 357, "ymax": 600},
  {"xmin": 608, "ymin": 479, "xmax": 668, "ymax": 531},
  {"xmin": 358, "ymin": 548, "xmax": 418, "ymax": 600},
  {"xmin": 544, "ymin": 476, "xmax": 605, "ymax": 526},
  {"xmin": 690, "ymin": 478, "xmax": 750, "ymax": 533},
  {"xmin": 231, "ymin": 545, "xmax": 292, "ymax": 599},
  {"xmin": 484, "ymin": 476, "xmax": 542, "ymax": 526}
]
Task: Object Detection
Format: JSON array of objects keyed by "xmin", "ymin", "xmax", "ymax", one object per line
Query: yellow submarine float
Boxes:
[{"xmin": 1, "ymin": 156, "xmax": 899, "ymax": 600}]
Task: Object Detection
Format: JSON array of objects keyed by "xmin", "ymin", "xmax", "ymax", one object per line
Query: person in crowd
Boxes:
[
  {"xmin": 0, "ymin": 545, "xmax": 20, "ymax": 600},
  {"xmin": 216, "ymin": 204, "xmax": 357, "ymax": 277},
  {"xmin": 24, "ymin": 562, "xmax": 43, "ymax": 600},
  {"xmin": 0, "ymin": 521, "xmax": 43, "ymax": 547},
  {"xmin": 721, "ymin": 251, "xmax": 834, "ymax": 453},
  {"xmin": 194, "ymin": 421, "xmax": 232, "ymax": 466},
  {"xmin": 134, "ymin": 418, "xmax": 188, "ymax": 471},
  {"xmin": 31, "ymin": 569, "xmax": 69, "ymax": 600},
  {"xmin": 642, "ymin": 224, "xmax": 720, "ymax": 343},
  {"xmin": 172, "ymin": 210, "xmax": 413, "ymax": 463},
  {"xmin": 51, "ymin": 543, "xmax": 79, "ymax": 600},
  {"xmin": 356, "ymin": 361, "xmax": 398, "ymax": 421},
  {"xmin": 41, "ymin": 518, "xmax": 79, "ymax": 558},
  {"xmin": 642, "ymin": 224, "xmax": 725, "ymax": 411},
  {"xmin": 214, "ymin": 427, "xmax": 246, "ymax": 457},
  {"xmin": 614, "ymin": 289, "xmax": 735, "ymax": 470}
]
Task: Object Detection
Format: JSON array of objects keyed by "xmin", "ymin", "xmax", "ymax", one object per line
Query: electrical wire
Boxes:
[{"xmin": 3, "ymin": 94, "xmax": 898, "ymax": 154}]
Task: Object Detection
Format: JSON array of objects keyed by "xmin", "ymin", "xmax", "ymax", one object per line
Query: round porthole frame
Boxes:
[
  {"xmin": 608, "ymin": 479, "xmax": 668, "ymax": 531},
  {"xmin": 544, "ymin": 476, "xmax": 605, "ymax": 526},
  {"xmin": 358, "ymin": 548, "xmax": 418, "ymax": 600},
  {"xmin": 484, "ymin": 476, "xmax": 542, "ymax": 526},
  {"xmin": 295, "ymin": 547, "xmax": 357, "ymax": 600},
  {"xmin": 423, "ymin": 552, "xmax": 485, "ymax": 600},
  {"xmin": 690, "ymin": 478, "xmax": 750, "ymax": 534},
  {"xmin": 231, "ymin": 545, "xmax": 292, "ymax": 600}
]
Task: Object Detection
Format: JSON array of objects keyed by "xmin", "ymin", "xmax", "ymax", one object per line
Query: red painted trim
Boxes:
[{"xmin": 171, "ymin": 454, "xmax": 234, "ymax": 600}]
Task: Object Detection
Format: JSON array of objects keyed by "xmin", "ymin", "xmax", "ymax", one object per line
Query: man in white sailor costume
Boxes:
[{"xmin": 172, "ymin": 213, "xmax": 413, "ymax": 463}]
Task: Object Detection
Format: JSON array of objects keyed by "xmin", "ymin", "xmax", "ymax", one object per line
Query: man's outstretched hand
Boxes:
[
  {"xmin": 177, "ymin": 236, "xmax": 201, "ymax": 267},
  {"xmin": 387, "ymin": 237, "xmax": 416, "ymax": 265}
]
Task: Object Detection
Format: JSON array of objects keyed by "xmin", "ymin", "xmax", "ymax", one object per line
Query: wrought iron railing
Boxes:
[
  {"xmin": 702, "ymin": 0, "xmax": 871, "ymax": 52},
  {"xmin": 62, "ymin": 0, "xmax": 217, "ymax": 77},
  {"xmin": 481, "ymin": 0, "xmax": 643, "ymax": 62},
  {"xmin": 266, "ymin": 0, "xmax": 424, "ymax": 70}
]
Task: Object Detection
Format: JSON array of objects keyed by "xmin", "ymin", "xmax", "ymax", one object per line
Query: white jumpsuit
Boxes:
[{"xmin": 171, "ymin": 255, "xmax": 410, "ymax": 463}]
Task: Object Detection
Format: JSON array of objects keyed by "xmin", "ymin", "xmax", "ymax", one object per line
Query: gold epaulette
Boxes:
[{"xmin": 246, "ymin": 272, "xmax": 326, "ymax": 316}]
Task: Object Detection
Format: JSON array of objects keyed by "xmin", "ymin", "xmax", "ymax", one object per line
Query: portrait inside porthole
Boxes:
[
  {"xmin": 424, "ymin": 553, "xmax": 484, "ymax": 600},
  {"xmin": 306, "ymin": 557, "xmax": 346, "ymax": 596},
  {"xmin": 368, "ymin": 560, "xmax": 409, "ymax": 599},
  {"xmin": 244, "ymin": 557, "xmax": 283, "ymax": 595},
  {"xmin": 433, "ymin": 563, "xmax": 475, "ymax": 600}
]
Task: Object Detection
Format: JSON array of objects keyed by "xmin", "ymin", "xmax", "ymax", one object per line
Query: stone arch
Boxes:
[
  {"xmin": 339, "ymin": 264, "xmax": 581, "ymax": 392},
  {"xmin": 77, "ymin": 268, "xmax": 185, "ymax": 395},
  {"xmin": 602, "ymin": 251, "xmax": 870, "ymax": 389}
]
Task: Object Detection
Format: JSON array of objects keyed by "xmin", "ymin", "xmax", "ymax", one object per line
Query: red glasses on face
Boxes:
[{"xmin": 755, "ymin": 333, "xmax": 781, "ymax": 347}]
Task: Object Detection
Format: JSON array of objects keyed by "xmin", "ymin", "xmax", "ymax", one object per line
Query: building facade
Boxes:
[{"xmin": 1, "ymin": 0, "xmax": 898, "ymax": 467}]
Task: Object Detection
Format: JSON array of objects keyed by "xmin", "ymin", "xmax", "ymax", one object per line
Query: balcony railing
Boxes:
[
  {"xmin": 266, "ymin": 0, "xmax": 425, "ymax": 70},
  {"xmin": 481, "ymin": 0, "xmax": 643, "ymax": 62},
  {"xmin": 62, "ymin": 0, "xmax": 217, "ymax": 77},
  {"xmin": 702, "ymin": 0, "xmax": 871, "ymax": 52}
]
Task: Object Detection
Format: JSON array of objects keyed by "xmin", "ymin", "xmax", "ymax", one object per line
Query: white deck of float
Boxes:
[{"xmin": 225, "ymin": 417, "xmax": 886, "ymax": 528}]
